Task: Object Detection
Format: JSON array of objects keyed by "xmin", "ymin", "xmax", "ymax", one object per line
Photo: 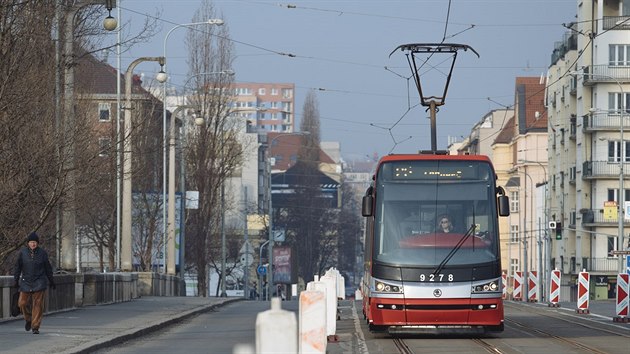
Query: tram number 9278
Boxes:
[{"xmin": 419, "ymin": 273, "xmax": 454, "ymax": 282}]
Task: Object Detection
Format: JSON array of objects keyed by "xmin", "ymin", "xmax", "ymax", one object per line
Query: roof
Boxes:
[
  {"xmin": 75, "ymin": 51, "xmax": 153, "ymax": 96},
  {"xmin": 515, "ymin": 77, "xmax": 548, "ymax": 134},
  {"xmin": 268, "ymin": 132, "xmax": 335, "ymax": 171},
  {"xmin": 493, "ymin": 115, "xmax": 516, "ymax": 145}
]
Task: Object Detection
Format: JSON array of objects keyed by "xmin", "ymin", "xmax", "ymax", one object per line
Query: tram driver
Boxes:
[{"xmin": 436, "ymin": 214, "xmax": 456, "ymax": 233}]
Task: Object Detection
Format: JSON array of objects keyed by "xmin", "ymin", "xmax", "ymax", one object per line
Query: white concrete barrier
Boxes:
[
  {"xmin": 256, "ymin": 298, "xmax": 297, "ymax": 354},
  {"xmin": 354, "ymin": 289, "xmax": 363, "ymax": 300},
  {"xmin": 320, "ymin": 274, "xmax": 338, "ymax": 337},
  {"xmin": 299, "ymin": 290, "xmax": 327, "ymax": 353}
]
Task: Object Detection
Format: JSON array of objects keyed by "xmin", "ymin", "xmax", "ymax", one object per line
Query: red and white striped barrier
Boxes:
[
  {"xmin": 613, "ymin": 273, "xmax": 629, "ymax": 323},
  {"xmin": 502, "ymin": 272, "xmax": 507, "ymax": 299},
  {"xmin": 513, "ymin": 271, "xmax": 523, "ymax": 301},
  {"xmin": 576, "ymin": 270, "xmax": 590, "ymax": 314},
  {"xmin": 548, "ymin": 269, "xmax": 561, "ymax": 307},
  {"xmin": 528, "ymin": 271, "xmax": 539, "ymax": 302}
]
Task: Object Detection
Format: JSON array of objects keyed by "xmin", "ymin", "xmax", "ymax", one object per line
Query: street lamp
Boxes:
[
  {"xmin": 266, "ymin": 132, "xmax": 309, "ymax": 300},
  {"xmin": 59, "ymin": 0, "xmax": 117, "ymax": 271},
  {"xmin": 519, "ymin": 159, "xmax": 548, "ymax": 301},
  {"xmin": 121, "ymin": 57, "xmax": 166, "ymax": 271},
  {"xmin": 166, "ymin": 105, "xmax": 198, "ymax": 276},
  {"xmin": 573, "ymin": 70, "xmax": 626, "ymax": 274},
  {"xmin": 166, "ymin": 71, "xmax": 234, "ymax": 277},
  {"xmin": 520, "ymin": 169, "xmax": 533, "ymax": 300},
  {"xmin": 161, "ymin": 19, "xmax": 224, "ymax": 274}
]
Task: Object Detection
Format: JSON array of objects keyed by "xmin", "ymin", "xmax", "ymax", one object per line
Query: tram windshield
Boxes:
[{"xmin": 373, "ymin": 160, "xmax": 499, "ymax": 267}]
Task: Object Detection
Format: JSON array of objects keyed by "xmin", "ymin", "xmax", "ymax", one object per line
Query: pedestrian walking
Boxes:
[{"xmin": 13, "ymin": 232, "xmax": 56, "ymax": 334}]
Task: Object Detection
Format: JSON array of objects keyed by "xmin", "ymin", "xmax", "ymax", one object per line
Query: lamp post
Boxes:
[
  {"xmin": 519, "ymin": 159, "xmax": 548, "ymax": 300},
  {"xmin": 59, "ymin": 0, "xmax": 117, "ymax": 272},
  {"xmin": 166, "ymin": 105, "xmax": 199, "ymax": 275},
  {"xmin": 574, "ymin": 70, "xmax": 626, "ymax": 273},
  {"xmin": 266, "ymin": 132, "xmax": 309, "ymax": 300},
  {"xmin": 160, "ymin": 19, "xmax": 224, "ymax": 274},
  {"xmin": 166, "ymin": 72, "xmax": 234, "ymax": 277},
  {"xmin": 520, "ymin": 169, "xmax": 534, "ymax": 300},
  {"xmin": 121, "ymin": 57, "xmax": 166, "ymax": 271}
]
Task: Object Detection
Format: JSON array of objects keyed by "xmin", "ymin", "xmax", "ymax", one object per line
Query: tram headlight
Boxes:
[
  {"xmin": 373, "ymin": 280, "xmax": 402, "ymax": 293},
  {"xmin": 472, "ymin": 280, "xmax": 499, "ymax": 293}
]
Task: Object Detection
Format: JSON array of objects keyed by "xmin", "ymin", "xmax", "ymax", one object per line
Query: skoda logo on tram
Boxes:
[{"xmin": 433, "ymin": 289, "xmax": 442, "ymax": 298}]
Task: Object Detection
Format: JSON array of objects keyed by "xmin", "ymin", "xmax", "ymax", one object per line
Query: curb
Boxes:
[{"xmin": 67, "ymin": 298, "xmax": 242, "ymax": 354}]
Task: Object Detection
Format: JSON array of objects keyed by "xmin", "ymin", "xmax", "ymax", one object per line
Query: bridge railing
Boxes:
[{"xmin": 0, "ymin": 272, "xmax": 182, "ymax": 320}]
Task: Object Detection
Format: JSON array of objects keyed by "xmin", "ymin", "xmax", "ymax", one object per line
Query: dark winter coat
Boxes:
[{"xmin": 13, "ymin": 246, "xmax": 54, "ymax": 293}]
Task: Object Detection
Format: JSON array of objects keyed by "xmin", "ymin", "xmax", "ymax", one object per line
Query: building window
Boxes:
[
  {"xmin": 510, "ymin": 224, "xmax": 519, "ymax": 243},
  {"xmin": 509, "ymin": 190, "xmax": 519, "ymax": 212},
  {"xmin": 608, "ymin": 92, "xmax": 630, "ymax": 113},
  {"xmin": 258, "ymin": 88, "xmax": 266, "ymax": 95},
  {"xmin": 99, "ymin": 137, "xmax": 111, "ymax": 157},
  {"xmin": 271, "ymin": 88, "xmax": 278, "ymax": 95},
  {"xmin": 236, "ymin": 88, "xmax": 252, "ymax": 95},
  {"xmin": 99, "ymin": 102, "xmax": 111, "ymax": 121},
  {"xmin": 609, "ymin": 44, "xmax": 630, "ymax": 66},
  {"xmin": 510, "ymin": 258, "xmax": 519, "ymax": 275},
  {"xmin": 281, "ymin": 88, "xmax": 292, "ymax": 98},
  {"xmin": 608, "ymin": 236, "xmax": 617, "ymax": 256},
  {"xmin": 607, "ymin": 140, "xmax": 630, "ymax": 162},
  {"xmin": 606, "ymin": 188, "xmax": 630, "ymax": 203}
]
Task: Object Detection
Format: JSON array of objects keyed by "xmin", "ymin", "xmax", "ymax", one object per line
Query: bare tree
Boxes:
[
  {"xmin": 183, "ymin": 0, "xmax": 250, "ymax": 296},
  {"xmin": 278, "ymin": 91, "xmax": 339, "ymax": 282},
  {"xmin": 0, "ymin": 2, "xmax": 59, "ymax": 271},
  {"xmin": 0, "ymin": 1, "xmax": 168, "ymax": 273}
]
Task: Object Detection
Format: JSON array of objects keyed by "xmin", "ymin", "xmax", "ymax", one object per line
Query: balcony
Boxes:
[
  {"xmin": 583, "ymin": 111, "xmax": 630, "ymax": 132},
  {"xmin": 582, "ymin": 65, "xmax": 630, "ymax": 85},
  {"xmin": 581, "ymin": 208, "xmax": 630, "ymax": 226},
  {"xmin": 582, "ymin": 160, "xmax": 630, "ymax": 179},
  {"xmin": 602, "ymin": 16, "xmax": 630, "ymax": 31},
  {"xmin": 585, "ymin": 257, "xmax": 622, "ymax": 273}
]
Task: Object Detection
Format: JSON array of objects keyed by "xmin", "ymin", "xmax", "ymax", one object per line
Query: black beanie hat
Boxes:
[{"xmin": 27, "ymin": 232, "xmax": 39, "ymax": 243}]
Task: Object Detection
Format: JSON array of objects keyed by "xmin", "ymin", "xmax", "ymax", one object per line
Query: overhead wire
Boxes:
[{"xmin": 121, "ymin": 2, "xmax": 595, "ymax": 151}]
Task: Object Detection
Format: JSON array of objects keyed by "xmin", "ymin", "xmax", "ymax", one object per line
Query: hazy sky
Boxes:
[{"xmin": 113, "ymin": 0, "xmax": 576, "ymax": 161}]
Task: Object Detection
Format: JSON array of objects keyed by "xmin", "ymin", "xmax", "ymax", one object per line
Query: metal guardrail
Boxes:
[
  {"xmin": 583, "ymin": 65, "xmax": 630, "ymax": 83},
  {"xmin": 583, "ymin": 112, "xmax": 630, "ymax": 131},
  {"xmin": 581, "ymin": 208, "xmax": 630, "ymax": 224},
  {"xmin": 602, "ymin": 16, "xmax": 630, "ymax": 31},
  {"xmin": 582, "ymin": 160, "xmax": 630, "ymax": 178},
  {"xmin": 586, "ymin": 257, "xmax": 621, "ymax": 272}
]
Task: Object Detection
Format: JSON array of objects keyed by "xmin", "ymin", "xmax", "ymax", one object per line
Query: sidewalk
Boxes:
[{"xmin": 0, "ymin": 296, "xmax": 240, "ymax": 354}]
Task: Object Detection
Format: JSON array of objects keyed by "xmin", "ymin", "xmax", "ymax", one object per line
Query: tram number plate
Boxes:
[{"xmin": 419, "ymin": 273, "xmax": 454, "ymax": 282}]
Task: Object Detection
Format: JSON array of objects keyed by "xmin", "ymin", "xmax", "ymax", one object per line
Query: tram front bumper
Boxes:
[{"xmin": 369, "ymin": 297, "xmax": 503, "ymax": 329}]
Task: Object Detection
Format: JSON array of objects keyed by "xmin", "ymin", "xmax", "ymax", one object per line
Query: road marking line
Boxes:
[{"xmin": 351, "ymin": 301, "xmax": 369, "ymax": 354}]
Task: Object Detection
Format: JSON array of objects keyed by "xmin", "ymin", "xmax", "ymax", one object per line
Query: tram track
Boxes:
[
  {"xmin": 391, "ymin": 336, "xmax": 504, "ymax": 354},
  {"xmin": 505, "ymin": 302, "xmax": 630, "ymax": 339},
  {"xmin": 392, "ymin": 337, "xmax": 414, "ymax": 354},
  {"xmin": 505, "ymin": 317, "xmax": 610, "ymax": 354}
]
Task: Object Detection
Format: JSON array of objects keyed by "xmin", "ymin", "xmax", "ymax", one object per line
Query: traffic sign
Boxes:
[
  {"xmin": 609, "ymin": 250, "xmax": 630, "ymax": 255},
  {"xmin": 257, "ymin": 265, "xmax": 267, "ymax": 276}
]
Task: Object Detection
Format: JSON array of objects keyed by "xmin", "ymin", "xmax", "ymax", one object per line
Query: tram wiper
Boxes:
[{"xmin": 432, "ymin": 224, "xmax": 476, "ymax": 276}]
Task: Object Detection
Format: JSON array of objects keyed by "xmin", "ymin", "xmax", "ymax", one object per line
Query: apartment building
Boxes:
[
  {"xmin": 547, "ymin": 1, "xmax": 629, "ymax": 300},
  {"xmin": 499, "ymin": 77, "xmax": 549, "ymax": 300},
  {"xmin": 231, "ymin": 82, "xmax": 295, "ymax": 133}
]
